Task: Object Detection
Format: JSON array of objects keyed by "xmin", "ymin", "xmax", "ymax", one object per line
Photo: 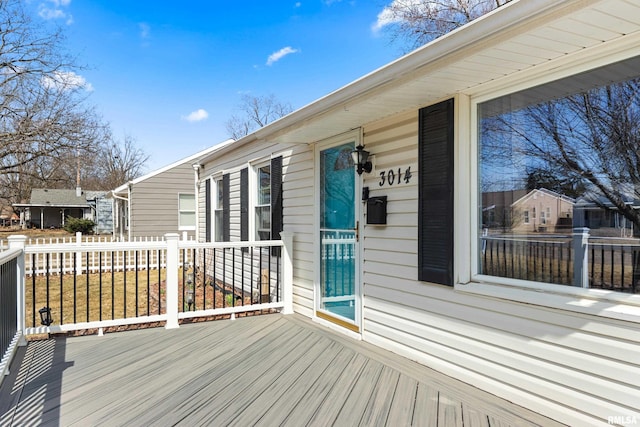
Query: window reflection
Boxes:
[{"xmin": 478, "ymin": 56, "xmax": 640, "ymax": 293}]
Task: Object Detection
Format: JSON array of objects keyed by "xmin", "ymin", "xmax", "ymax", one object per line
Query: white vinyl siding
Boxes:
[
  {"xmin": 359, "ymin": 107, "xmax": 639, "ymax": 425},
  {"xmin": 128, "ymin": 162, "xmax": 196, "ymax": 238},
  {"xmin": 281, "ymin": 145, "xmax": 315, "ymax": 317}
]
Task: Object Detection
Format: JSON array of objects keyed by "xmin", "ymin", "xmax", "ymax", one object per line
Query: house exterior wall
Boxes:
[
  {"xmin": 130, "ymin": 161, "xmax": 196, "ymax": 238},
  {"xmin": 194, "ymin": 10, "xmax": 640, "ymax": 424},
  {"xmin": 510, "ymin": 190, "xmax": 574, "ymax": 233},
  {"xmin": 197, "ymin": 106, "xmax": 639, "ymax": 425},
  {"xmin": 196, "ymin": 142, "xmax": 316, "ymax": 316}
]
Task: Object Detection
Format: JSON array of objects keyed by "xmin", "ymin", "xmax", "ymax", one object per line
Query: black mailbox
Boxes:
[{"xmin": 367, "ymin": 196, "xmax": 387, "ymax": 225}]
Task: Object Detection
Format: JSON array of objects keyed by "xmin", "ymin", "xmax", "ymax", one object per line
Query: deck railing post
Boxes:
[
  {"xmin": 280, "ymin": 231, "xmax": 294, "ymax": 315},
  {"xmin": 7, "ymin": 235, "xmax": 27, "ymax": 346},
  {"xmin": 165, "ymin": 233, "xmax": 180, "ymax": 329},
  {"xmin": 76, "ymin": 232, "xmax": 83, "ymax": 275},
  {"xmin": 572, "ymin": 227, "xmax": 590, "ymax": 288}
]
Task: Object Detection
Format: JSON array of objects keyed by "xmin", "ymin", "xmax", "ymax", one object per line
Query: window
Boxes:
[
  {"xmin": 477, "ymin": 55, "xmax": 640, "ymax": 295},
  {"xmin": 178, "ymin": 193, "xmax": 195, "ymax": 230},
  {"xmin": 213, "ymin": 176, "xmax": 229, "ymax": 242},
  {"xmin": 523, "ymin": 210, "xmax": 529, "ymax": 224},
  {"xmin": 240, "ymin": 157, "xmax": 282, "ymax": 244},
  {"xmin": 255, "ymin": 163, "xmax": 271, "ymax": 240}
]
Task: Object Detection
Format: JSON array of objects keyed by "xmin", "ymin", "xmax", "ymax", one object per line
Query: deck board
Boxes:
[
  {"xmin": 0, "ymin": 313, "xmax": 565, "ymax": 426},
  {"xmin": 412, "ymin": 382, "xmax": 439, "ymax": 427},
  {"xmin": 386, "ymin": 373, "xmax": 419, "ymax": 426}
]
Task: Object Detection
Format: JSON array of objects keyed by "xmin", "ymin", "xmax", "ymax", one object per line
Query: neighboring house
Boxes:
[
  {"xmin": 574, "ymin": 194, "xmax": 638, "ymax": 237},
  {"xmin": 190, "ymin": 1, "xmax": 639, "ymax": 424},
  {"xmin": 111, "ymin": 141, "xmax": 234, "ymax": 240},
  {"xmin": 481, "ymin": 189, "xmax": 527, "ymax": 231},
  {"xmin": 13, "ymin": 188, "xmax": 112, "ymax": 231},
  {"xmin": 0, "ymin": 205, "xmax": 19, "ymax": 227},
  {"xmin": 510, "ymin": 188, "xmax": 575, "ymax": 233}
]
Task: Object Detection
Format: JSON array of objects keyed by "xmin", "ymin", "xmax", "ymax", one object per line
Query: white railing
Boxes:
[
  {"xmin": 0, "ymin": 245, "xmax": 26, "ymax": 388},
  {"xmin": 0, "ymin": 233, "xmax": 196, "ymax": 253},
  {"xmin": 5, "ymin": 232, "xmax": 293, "ymax": 338}
]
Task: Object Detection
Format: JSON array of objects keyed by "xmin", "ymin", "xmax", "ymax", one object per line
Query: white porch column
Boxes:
[
  {"xmin": 165, "ymin": 233, "xmax": 180, "ymax": 329},
  {"xmin": 8, "ymin": 235, "xmax": 28, "ymax": 346},
  {"xmin": 572, "ymin": 227, "xmax": 590, "ymax": 288},
  {"xmin": 280, "ymin": 231, "xmax": 294, "ymax": 315}
]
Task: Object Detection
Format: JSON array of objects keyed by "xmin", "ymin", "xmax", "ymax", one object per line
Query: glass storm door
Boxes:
[{"xmin": 318, "ymin": 141, "xmax": 359, "ymax": 330}]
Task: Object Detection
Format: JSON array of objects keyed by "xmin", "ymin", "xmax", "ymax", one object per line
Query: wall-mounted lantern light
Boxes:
[
  {"xmin": 39, "ymin": 306, "xmax": 53, "ymax": 326},
  {"xmin": 351, "ymin": 145, "xmax": 372, "ymax": 175}
]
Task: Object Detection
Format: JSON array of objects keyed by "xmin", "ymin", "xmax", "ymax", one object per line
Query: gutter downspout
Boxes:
[
  {"xmin": 111, "ymin": 186, "xmax": 130, "ymax": 241},
  {"xmin": 193, "ymin": 164, "xmax": 202, "ymax": 242}
]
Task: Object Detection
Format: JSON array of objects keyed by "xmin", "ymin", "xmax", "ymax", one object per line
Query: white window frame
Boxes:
[
  {"xmin": 523, "ymin": 210, "xmax": 529, "ymax": 224},
  {"xmin": 454, "ymin": 44, "xmax": 640, "ymax": 324},
  {"xmin": 251, "ymin": 160, "xmax": 272, "ymax": 241},
  {"xmin": 213, "ymin": 175, "xmax": 224, "ymax": 242},
  {"xmin": 178, "ymin": 193, "xmax": 196, "ymax": 231}
]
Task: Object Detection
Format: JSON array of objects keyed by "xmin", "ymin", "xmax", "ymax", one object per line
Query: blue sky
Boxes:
[{"xmin": 27, "ymin": 1, "xmax": 404, "ymax": 173}]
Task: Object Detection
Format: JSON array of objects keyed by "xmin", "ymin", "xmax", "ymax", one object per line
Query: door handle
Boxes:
[{"xmin": 355, "ymin": 221, "xmax": 359, "ymax": 242}]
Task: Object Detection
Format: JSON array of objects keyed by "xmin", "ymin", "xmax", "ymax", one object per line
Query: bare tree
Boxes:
[
  {"xmin": 89, "ymin": 134, "xmax": 149, "ymax": 191},
  {"xmin": 225, "ymin": 94, "xmax": 293, "ymax": 140},
  {"xmin": 0, "ymin": 0, "xmax": 108, "ymax": 206},
  {"xmin": 377, "ymin": 0, "xmax": 511, "ymax": 51}
]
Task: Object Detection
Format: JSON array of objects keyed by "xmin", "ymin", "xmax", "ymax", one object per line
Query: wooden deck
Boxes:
[{"xmin": 0, "ymin": 314, "xmax": 563, "ymax": 426}]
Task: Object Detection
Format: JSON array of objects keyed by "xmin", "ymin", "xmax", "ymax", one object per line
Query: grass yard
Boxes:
[
  {"xmin": 25, "ymin": 267, "xmax": 256, "ymax": 329},
  {"xmin": 25, "ymin": 268, "xmax": 167, "ymax": 328}
]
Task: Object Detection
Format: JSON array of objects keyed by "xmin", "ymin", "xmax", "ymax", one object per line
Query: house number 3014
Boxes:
[{"xmin": 378, "ymin": 167, "xmax": 412, "ymax": 187}]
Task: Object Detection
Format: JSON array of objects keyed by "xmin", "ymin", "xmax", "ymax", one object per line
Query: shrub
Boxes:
[{"xmin": 63, "ymin": 217, "xmax": 95, "ymax": 234}]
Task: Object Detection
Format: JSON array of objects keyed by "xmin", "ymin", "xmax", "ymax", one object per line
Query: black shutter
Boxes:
[
  {"xmin": 205, "ymin": 179, "xmax": 211, "ymax": 242},
  {"xmin": 240, "ymin": 168, "xmax": 248, "ymax": 248},
  {"xmin": 223, "ymin": 173, "xmax": 230, "ymax": 241},
  {"xmin": 418, "ymin": 99, "xmax": 454, "ymax": 285},
  {"xmin": 271, "ymin": 156, "xmax": 283, "ymax": 255}
]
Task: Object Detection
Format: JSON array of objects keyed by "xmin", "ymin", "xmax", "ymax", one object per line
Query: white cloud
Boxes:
[
  {"xmin": 372, "ymin": 5, "xmax": 401, "ymax": 32},
  {"xmin": 41, "ymin": 70, "xmax": 93, "ymax": 92},
  {"xmin": 38, "ymin": 0, "xmax": 73, "ymax": 25},
  {"xmin": 183, "ymin": 109, "xmax": 209, "ymax": 123},
  {"xmin": 139, "ymin": 22, "xmax": 151, "ymax": 39},
  {"xmin": 266, "ymin": 47, "xmax": 299, "ymax": 66},
  {"xmin": 372, "ymin": 0, "xmax": 423, "ymax": 33}
]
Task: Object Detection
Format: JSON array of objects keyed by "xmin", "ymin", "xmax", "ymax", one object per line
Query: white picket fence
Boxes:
[{"xmin": 1, "ymin": 233, "xmax": 195, "ymax": 274}]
